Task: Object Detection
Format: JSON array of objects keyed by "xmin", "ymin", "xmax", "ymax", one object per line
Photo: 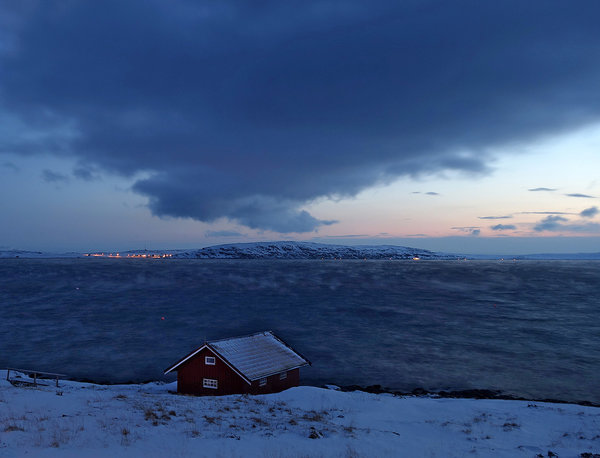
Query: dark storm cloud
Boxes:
[
  {"xmin": 491, "ymin": 224, "xmax": 516, "ymax": 231},
  {"xmin": 41, "ymin": 169, "xmax": 69, "ymax": 183},
  {"xmin": 534, "ymin": 215, "xmax": 600, "ymax": 233},
  {"xmin": 478, "ymin": 215, "xmax": 512, "ymax": 220},
  {"xmin": 528, "ymin": 187, "xmax": 557, "ymax": 192},
  {"xmin": 3, "ymin": 1, "xmax": 600, "ymax": 232},
  {"xmin": 565, "ymin": 193, "xmax": 595, "ymax": 198},
  {"xmin": 580, "ymin": 206, "xmax": 599, "ymax": 218}
]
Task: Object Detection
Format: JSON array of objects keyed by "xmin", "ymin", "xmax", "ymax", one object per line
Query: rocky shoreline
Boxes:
[{"xmin": 335, "ymin": 384, "xmax": 600, "ymax": 408}]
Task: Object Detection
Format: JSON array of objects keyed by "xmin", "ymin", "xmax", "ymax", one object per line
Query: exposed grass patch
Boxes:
[
  {"xmin": 4, "ymin": 424, "xmax": 25, "ymax": 432},
  {"xmin": 308, "ymin": 427, "xmax": 323, "ymax": 439},
  {"xmin": 502, "ymin": 422, "xmax": 520, "ymax": 431},
  {"xmin": 302, "ymin": 410, "xmax": 326, "ymax": 422},
  {"xmin": 140, "ymin": 402, "xmax": 174, "ymax": 426},
  {"xmin": 204, "ymin": 415, "xmax": 219, "ymax": 425},
  {"xmin": 187, "ymin": 429, "xmax": 201, "ymax": 438},
  {"xmin": 120, "ymin": 427, "xmax": 131, "ymax": 446},
  {"xmin": 251, "ymin": 417, "xmax": 268, "ymax": 427},
  {"xmin": 144, "ymin": 408, "xmax": 159, "ymax": 422}
]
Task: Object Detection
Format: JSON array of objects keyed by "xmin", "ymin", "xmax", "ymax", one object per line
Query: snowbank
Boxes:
[{"xmin": 0, "ymin": 370, "xmax": 598, "ymax": 457}]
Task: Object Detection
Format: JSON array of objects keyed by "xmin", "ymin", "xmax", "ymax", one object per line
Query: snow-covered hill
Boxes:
[
  {"xmin": 171, "ymin": 241, "xmax": 458, "ymax": 260},
  {"xmin": 1, "ymin": 370, "xmax": 599, "ymax": 457}
]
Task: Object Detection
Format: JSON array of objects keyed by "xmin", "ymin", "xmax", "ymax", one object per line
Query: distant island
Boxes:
[
  {"xmin": 167, "ymin": 241, "xmax": 457, "ymax": 260},
  {"xmin": 1, "ymin": 241, "xmax": 600, "ymax": 260}
]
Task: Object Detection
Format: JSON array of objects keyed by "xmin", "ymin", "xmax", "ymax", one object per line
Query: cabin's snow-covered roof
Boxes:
[
  {"xmin": 163, "ymin": 331, "xmax": 310, "ymax": 381},
  {"xmin": 208, "ymin": 331, "xmax": 309, "ymax": 381}
]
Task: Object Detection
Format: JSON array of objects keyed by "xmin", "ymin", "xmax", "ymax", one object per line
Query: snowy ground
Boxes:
[{"xmin": 1, "ymin": 371, "xmax": 599, "ymax": 457}]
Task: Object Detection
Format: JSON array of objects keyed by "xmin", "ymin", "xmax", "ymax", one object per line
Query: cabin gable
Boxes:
[{"xmin": 176, "ymin": 347, "xmax": 249, "ymax": 396}]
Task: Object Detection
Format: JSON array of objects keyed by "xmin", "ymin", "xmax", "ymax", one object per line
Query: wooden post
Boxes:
[
  {"xmin": 33, "ymin": 372, "xmax": 37, "ymax": 387},
  {"xmin": 55, "ymin": 375, "xmax": 59, "ymax": 388},
  {"xmin": 6, "ymin": 369, "xmax": 9, "ymax": 381}
]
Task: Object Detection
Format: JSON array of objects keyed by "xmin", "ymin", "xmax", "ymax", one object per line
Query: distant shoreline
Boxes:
[{"xmin": 2, "ymin": 240, "xmax": 600, "ymax": 260}]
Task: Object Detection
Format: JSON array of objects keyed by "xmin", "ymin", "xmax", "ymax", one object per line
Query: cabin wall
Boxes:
[
  {"xmin": 177, "ymin": 348, "xmax": 249, "ymax": 396},
  {"xmin": 249, "ymin": 368, "xmax": 300, "ymax": 395}
]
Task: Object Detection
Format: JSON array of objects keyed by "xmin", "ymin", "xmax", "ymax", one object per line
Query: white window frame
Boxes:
[
  {"xmin": 259, "ymin": 377, "xmax": 267, "ymax": 387},
  {"xmin": 205, "ymin": 356, "xmax": 216, "ymax": 365},
  {"xmin": 203, "ymin": 378, "xmax": 218, "ymax": 389},
  {"xmin": 279, "ymin": 372, "xmax": 287, "ymax": 381}
]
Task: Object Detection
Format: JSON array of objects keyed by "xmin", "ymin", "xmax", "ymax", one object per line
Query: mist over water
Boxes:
[{"xmin": 1, "ymin": 259, "xmax": 599, "ymax": 403}]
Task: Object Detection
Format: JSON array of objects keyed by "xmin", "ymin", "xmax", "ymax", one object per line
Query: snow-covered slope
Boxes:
[
  {"xmin": 172, "ymin": 241, "xmax": 458, "ymax": 260},
  {"xmin": 1, "ymin": 371, "xmax": 598, "ymax": 457}
]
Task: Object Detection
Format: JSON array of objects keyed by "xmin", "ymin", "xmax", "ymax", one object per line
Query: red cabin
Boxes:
[{"xmin": 163, "ymin": 331, "xmax": 311, "ymax": 396}]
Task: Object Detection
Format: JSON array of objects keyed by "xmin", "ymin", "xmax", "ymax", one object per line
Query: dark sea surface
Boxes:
[{"xmin": 1, "ymin": 259, "xmax": 599, "ymax": 403}]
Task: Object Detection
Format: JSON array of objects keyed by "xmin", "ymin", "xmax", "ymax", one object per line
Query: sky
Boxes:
[{"xmin": 1, "ymin": 0, "xmax": 600, "ymax": 254}]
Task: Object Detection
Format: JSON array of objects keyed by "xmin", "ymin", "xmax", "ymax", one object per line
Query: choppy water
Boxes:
[{"xmin": 1, "ymin": 259, "xmax": 599, "ymax": 402}]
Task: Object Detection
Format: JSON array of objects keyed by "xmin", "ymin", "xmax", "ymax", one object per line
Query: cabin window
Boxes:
[
  {"xmin": 279, "ymin": 372, "xmax": 287, "ymax": 381},
  {"xmin": 205, "ymin": 356, "xmax": 216, "ymax": 365},
  {"xmin": 259, "ymin": 377, "xmax": 267, "ymax": 387},
  {"xmin": 203, "ymin": 378, "xmax": 218, "ymax": 389}
]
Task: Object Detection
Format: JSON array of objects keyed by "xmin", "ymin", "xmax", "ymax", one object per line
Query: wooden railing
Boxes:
[{"xmin": 6, "ymin": 368, "xmax": 67, "ymax": 387}]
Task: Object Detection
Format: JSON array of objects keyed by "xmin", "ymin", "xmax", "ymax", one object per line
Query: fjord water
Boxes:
[{"xmin": 1, "ymin": 259, "xmax": 599, "ymax": 403}]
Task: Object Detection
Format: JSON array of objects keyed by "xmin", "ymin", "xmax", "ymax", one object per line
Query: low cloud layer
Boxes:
[
  {"xmin": 205, "ymin": 230, "xmax": 244, "ymax": 238},
  {"xmin": 580, "ymin": 206, "xmax": 599, "ymax": 218},
  {"xmin": 452, "ymin": 226, "xmax": 480, "ymax": 236},
  {"xmin": 565, "ymin": 193, "xmax": 596, "ymax": 199},
  {"xmin": 41, "ymin": 169, "xmax": 69, "ymax": 184},
  {"xmin": 2, "ymin": 161, "xmax": 18, "ymax": 172},
  {"xmin": 534, "ymin": 215, "xmax": 600, "ymax": 233},
  {"xmin": 73, "ymin": 166, "xmax": 100, "ymax": 182},
  {"xmin": 528, "ymin": 187, "xmax": 556, "ymax": 192},
  {"xmin": 491, "ymin": 224, "xmax": 516, "ymax": 231},
  {"xmin": 3, "ymin": 1, "xmax": 600, "ymax": 232},
  {"xmin": 413, "ymin": 191, "xmax": 441, "ymax": 196},
  {"xmin": 521, "ymin": 211, "xmax": 574, "ymax": 215}
]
